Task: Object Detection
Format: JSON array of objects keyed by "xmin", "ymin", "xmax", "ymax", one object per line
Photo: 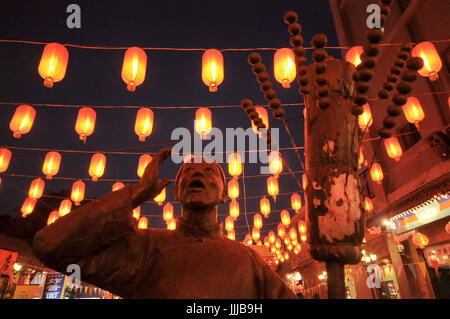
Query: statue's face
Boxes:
[{"xmin": 175, "ymin": 162, "xmax": 227, "ymax": 210}]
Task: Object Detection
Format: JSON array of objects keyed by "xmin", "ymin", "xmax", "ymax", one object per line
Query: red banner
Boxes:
[{"xmin": 0, "ymin": 249, "xmax": 18, "ymax": 277}]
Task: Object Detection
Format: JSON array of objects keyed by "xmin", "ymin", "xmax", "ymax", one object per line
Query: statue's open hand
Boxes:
[{"xmin": 140, "ymin": 147, "xmax": 172, "ymax": 199}]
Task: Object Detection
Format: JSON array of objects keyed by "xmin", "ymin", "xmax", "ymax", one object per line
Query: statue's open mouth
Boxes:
[{"xmin": 188, "ymin": 179, "xmax": 206, "ymax": 190}]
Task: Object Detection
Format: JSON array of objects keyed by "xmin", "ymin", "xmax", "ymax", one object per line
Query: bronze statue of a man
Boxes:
[{"xmin": 33, "ymin": 148, "xmax": 296, "ymax": 298}]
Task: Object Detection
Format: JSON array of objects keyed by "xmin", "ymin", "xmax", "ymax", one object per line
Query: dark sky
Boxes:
[{"xmin": 0, "ymin": 0, "xmax": 340, "ymax": 241}]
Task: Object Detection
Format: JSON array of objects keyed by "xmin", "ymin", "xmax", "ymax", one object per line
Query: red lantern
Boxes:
[
  {"xmin": 195, "ymin": 107, "xmax": 212, "ymax": 139},
  {"xmin": 411, "ymin": 42, "xmax": 442, "ymax": 81},
  {"xmin": 289, "ymin": 228, "xmax": 298, "ymax": 242},
  {"xmin": 228, "ymin": 179, "xmax": 239, "ymax": 200},
  {"xmin": 112, "ymin": 181, "xmax": 124, "ymax": 192},
  {"xmin": 251, "ymin": 107, "xmax": 269, "ymax": 134},
  {"xmin": 9, "ymin": 105, "xmax": 36, "ymax": 138},
  {"xmin": 359, "ymin": 146, "xmax": 364, "ymax": 167},
  {"xmin": 21, "ymin": 197, "xmax": 37, "ymax": 217},
  {"xmin": 252, "ymin": 227, "xmax": 260, "ymax": 242},
  {"xmin": 402, "ymin": 97, "xmax": 425, "ymax": 128},
  {"xmin": 291, "ymin": 193, "xmax": 302, "ymax": 212},
  {"xmin": 121, "ymin": 47, "xmax": 147, "ymax": 91},
  {"xmin": 137, "ymin": 154, "xmax": 152, "ymax": 178},
  {"xmin": 227, "ymin": 229, "xmax": 235, "ymax": 241},
  {"xmin": 71, "ymin": 180, "xmax": 85, "ymax": 206},
  {"xmin": 58, "ymin": 199, "xmax": 72, "ymax": 217},
  {"xmin": 202, "ymin": 49, "xmax": 224, "ymax": 92},
  {"xmin": 38, "ymin": 43, "xmax": 69, "ymax": 88},
  {"xmin": 225, "ymin": 216, "xmax": 234, "ymax": 232},
  {"xmin": 300, "ymin": 234, "xmax": 307, "ymax": 243},
  {"xmin": 302, "ymin": 173, "xmax": 308, "ymax": 191},
  {"xmin": 229, "ymin": 199, "xmax": 240, "ymax": 220},
  {"xmin": 133, "ymin": 206, "xmax": 141, "ymax": 220},
  {"xmin": 47, "ymin": 211, "xmax": 60, "ymax": 225},
  {"xmin": 268, "ymin": 231, "xmax": 276, "ymax": 244},
  {"xmin": 346, "ymin": 46, "xmax": 363, "ymax": 67},
  {"xmin": 135, "ymin": 108, "xmax": 154, "ymax": 142},
  {"xmin": 154, "ymin": 188, "xmax": 166, "ymax": 206},
  {"xmin": 370, "ymin": 163, "xmax": 384, "ymax": 184},
  {"xmin": 167, "ymin": 218, "xmax": 176, "ymax": 230},
  {"xmin": 253, "ymin": 213, "xmax": 263, "ymax": 229},
  {"xmin": 274, "ymin": 48, "xmax": 296, "ymax": 88},
  {"xmin": 412, "ymin": 232, "xmax": 429, "ymax": 249},
  {"xmin": 384, "ymin": 137, "xmax": 403, "ymax": 161},
  {"xmin": 260, "ymin": 196, "xmax": 271, "ymax": 218},
  {"xmin": 138, "ymin": 217, "xmax": 148, "ymax": 229},
  {"xmin": 267, "ymin": 176, "xmax": 279, "ymax": 201},
  {"xmin": 280, "ymin": 209, "xmax": 291, "ymax": 226},
  {"xmin": 269, "ymin": 151, "xmax": 283, "ymax": 177},
  {"xmin": 358, "ymin": 103, "xmax": 373, "ymax": 131},
  {"xmin": 28, "ymin": 178, "xmax": 45, "ymax": 200},
  {"xmin": 0, "ymin": 148, "xmax": 12, "ymax": 173},
  {"xmin": 364, "ymin": 197, "xmax": 373, "ymax": 212},
  {"xmin": 445, "ymin": 221, "xmax": 450, "ymax": 234},
  {"xmin": 298, "ymin": 220, "xmax": 306, "ymax": 234},
  {"xmin": 89, "ymin": 153, "xmax": 106, "ymax": 182},
  {"xmin": 75, "ymin": 107, "xmax": 96, "ymax": 143},
  {"xmin": 163, "ymin": 202, "xmax": 174, "ymax": 221},
  {"xmin": 277, "ymin": 223, "xmax": 286, "ymax": 238},
  {"xmin": 228, "ymin": 153, "xmax": 242, "ymax": 178},
  {"xmin": 42, "ymin": 151, "xmax": 61, "ymax": 180}
]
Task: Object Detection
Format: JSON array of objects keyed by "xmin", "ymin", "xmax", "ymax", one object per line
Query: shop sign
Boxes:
[
  {"xmin": 41, "ymin": 273, "xmax": 67, "ymax": 299},
  {"xmin": 0, "ymin": 249, "xmax": 18, "ymax": 277},
  {"xmin": 13, "ymin": 285, "xmax": 38, "ymax": 299},
  {"xmin": 424, "ymin": 242, "xmax": 450, "ymax": 268}
]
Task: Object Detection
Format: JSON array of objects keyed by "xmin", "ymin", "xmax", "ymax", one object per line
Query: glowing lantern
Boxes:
[
  {"xmin": 412, "ymin": 232, "xmax": 429, "ymax": 249},
  {"xmin": 227, "ymin": 179, "xmax": 239, "ymax": 200},
  {"xmin": 275, "ymin": 238, "xmax": 282, "ymax": 249},
  {"xmin": 154, "ymin": 188, "xmax": 166, "ymax": 206},
  {"xmin": 300, "ymin": 234, "xmax": 307, "ymax": 243},
  {"xmin": 287, "ymin": 244, "xmax": 293, "ymax": 251},
  {"xmin": 253, "ymin": 213, "xmax": 263, "ymax": 229},
  {"xmin": 302, "ymin": 173, "xmax": 308, "ymax": 191},
  {"xmin": 58, "ymin": 199, "xmax": 72, "ymax": 217},
  {"xmin": 47, "ymin": 211, "xmax": 59, "ymax": 225},
  {"xmin": 121, "ymin": 47, "xmax": 147, "ymax": 91},
  {"xmin": 260, "ymin": 196, "xmax": 271, "ymax": 218},
  {"xmin": 132, "ymin": 206, "xmax": 141, "ymax": 220},
  {"xmin": 135, "ymin": 108, "xmax": 154, "ymax": 142},
  {"xmin": 21, "ymin": 197, "xmax": 36, "ymax": 217},
  {"xmin": 9, "ymin": 105, "xmax": 36, "ymax": 138},
  {"xmin": 227, "ymin": 229, "xmax": 235, "ymax": 241},
  {"xmin": 195, "ymin": 107, "xmax": 212, "ymax": 139},
  {"xmin": 370, "ymin": 163, "xmax": 384, "ymax": 184},
  {"xmin": 269, "ymin": 151, "xmax": 283, "ymax": 177},
  {"xmin": 345, "ymin": 46, "xmax": 363, "ymax": 67},
  {"xmin": 267, "ymin": 176, "xmax": 279, "ymax": 201},
  {"xmin": 289, "ymin": 228, "xmax": 298, "ymax": 242},
  {"xmin": 252, "ymin": 227, "xmax": 260, "ymax": 242},
  {"xmin": 42, "ymin": 151, "xmax": 61, "ymax": 180},
  {"xmin": 38, "ymin": 43, "xmax": 69, "ymax": 88},
  {"xmin": 163, "ymin": 202, "xmax": 174, "ymax": 222},
  {"xmin": 0, "ymin": 148, "xmax": 12, "ymax": 173},
  {"xmin": 228, "ymin": 153, "xmax": 242, "ymax": 178},
  {"xmin": 112, "ymin": 181, "xmax": 124, "ymax": 192},
  {"xmin": 364, "ymin": 197, "xmax": 373, "ymax": 212},
  {"xmin": 402, "ymin": 97, "xmax": 425, "ymax": 128},
  {"xmin": 28, "ymin": 178, "xmax": 45, "ymax": 200},
  {"xmin": 384, "ymin": 137, "xmax": 403, "ymax": 161},
  {"xmin": 167, "ymin": 218, "xmax": 176, "ymax": 230},
  {"xmin": 202, "ymin": 49, "xmax": 224, "ymax": 92},
  {"xmin": 291, "ymin": 193, "xmax": 302, "ymax": 212},
  {"xmin": 138, "ymin": 217, "xmax": 148, "ymax": 229},
  {"xmin": 294, "ymin": 247, "xmax": 300, "ymax": 255},
  {"xmin": 445, "ymin": 221, "xmax": 450, "ymax": 235},
  {"xmin": 411, "ymin": 42, "xmax": 442, "ymax": 81},
  {"xmin": 89, "ymin": 153, "xmax": 106, "ymax": 182},
  {"xmin": 281, "ymin": 209, "xmax": 291, "ymax": 226},
  {"xmin": 284, "ymin": 251, "xmax": 290, "ymax": 261},
  {"xmin": 359, "ymin": 146, "xmax": 364, "ymax": 167},
  {"xmin": 137, "ymin": 154, "xmax": 152, "ymax": 178},
  {"xmin": 358, "ymin": 103, "xmax": 373, "ymax": 131},
  {"xmin": 277, "ymin": 223, "xmax": 286, "ymax": 238},
  {"xmin": 71, "ymin": 180, "xmax": 85, "ymax": 206},
  {"xmin": 298, "ymin": 220, "xmax": 306, "ymax": 234},
  {"xmin": 229, "ymin": 199, "xmax": 240, "ymax": 220},
  {"xmin": 244, "ymin": 234, "xmax": 253, "ymax": 246},
  {"xmin": 225, "ymin": 216, "xmax": 234, "ymax": 232},
  {"xmin": 251, "ymin": 107, "xmax": 269, "ymax": 134},
  {"xmin": 268, "ymin": 231, "xmax": 276, "ymax": 244},
  {"xmin": 75, "ymin": 107, "xmax": 96, "ymax": 143},
  {"xmin": 274, "ymin": 48, "xmax": 296, "ymax": 88}
]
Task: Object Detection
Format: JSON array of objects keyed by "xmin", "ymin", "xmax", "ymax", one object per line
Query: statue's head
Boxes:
[{"xmin": 174, "ymin": 156, "xmax": 228, "ymax": 211}]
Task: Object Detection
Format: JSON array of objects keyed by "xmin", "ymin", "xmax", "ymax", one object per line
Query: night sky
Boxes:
[{"xmin": 0, "ymin": 0, "xmax": 341, "ymax": 241}]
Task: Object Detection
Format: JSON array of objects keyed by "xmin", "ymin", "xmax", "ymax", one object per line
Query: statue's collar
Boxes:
[{"xmin": 176, "ymin": 217, "xmax": 223, "ymax": 239}]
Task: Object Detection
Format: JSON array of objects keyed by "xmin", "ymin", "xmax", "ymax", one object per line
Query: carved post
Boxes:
[{"xmin": 304, "ymin": 58, "xmax": 364, "ymax": 299}]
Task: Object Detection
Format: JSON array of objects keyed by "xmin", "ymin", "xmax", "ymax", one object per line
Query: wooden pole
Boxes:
[{"xmin": 326, "ymin": 262, "xmax": 345, "ymax": 299}]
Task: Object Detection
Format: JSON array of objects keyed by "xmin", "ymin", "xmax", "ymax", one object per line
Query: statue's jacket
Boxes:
[{"xmin": 33, "ymin": 186, "xmax": 297, "ymax": 299}]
